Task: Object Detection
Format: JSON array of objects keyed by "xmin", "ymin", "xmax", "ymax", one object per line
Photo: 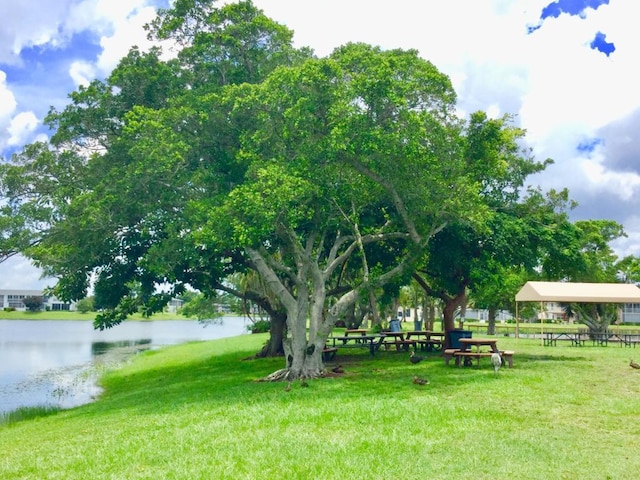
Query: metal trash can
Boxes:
[
  {"xmin": 389, "ymin": 319, "xmax": 401, "ymax": 332},
  {"xmin": 447, "ymin": 329, "xmax": 472, "ymax": 349},
  {"xmin": 413, "ymin": 320, "xmax": 423, "ymax": 331}
]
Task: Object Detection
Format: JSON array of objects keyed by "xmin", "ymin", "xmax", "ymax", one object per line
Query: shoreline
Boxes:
[{"xmin": 0, "ymin": 311, "xmax": 246, "ymax": 322}]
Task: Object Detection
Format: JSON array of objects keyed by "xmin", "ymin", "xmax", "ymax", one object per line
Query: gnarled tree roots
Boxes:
[{"xmin": 258, "ymin": 368, "xmax": 327, "ymax": 382}]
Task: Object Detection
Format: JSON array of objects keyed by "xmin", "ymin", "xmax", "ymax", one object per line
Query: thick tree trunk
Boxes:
[
  {"xmin": 441, "ymin": 290, "xmax": 467, "ymax": 348},
  {"xmin": 487, "ymin": 306, "xmax": 497, "ymax": 335},
  {"xmin": 253, "ymin": 310, "xmax": 286, "ymax": 358}
]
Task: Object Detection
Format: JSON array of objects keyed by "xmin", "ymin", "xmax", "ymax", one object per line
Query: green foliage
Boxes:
[
  {"xmin": 180, "ymin": 293, "xmax": 221, "ymax": 321},
  {"xmin": 249, "ymin": 319, "xmax": 271, "ymax": 333},
  {"xmin": 75, "ymin": 297, "xmax": 95, "ymax": 314},
  {"xmin": 564, "ymin": 303, "xmax": 619, "ymax": 334},
  {"xmin": 22, "ymin": 296, "xmax": 44, "ymax": 312}
]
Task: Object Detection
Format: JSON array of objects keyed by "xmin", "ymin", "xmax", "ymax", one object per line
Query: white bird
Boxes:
[{"xmin": 491, "ymin": 351, "xmax": 503, "ymax": 374}]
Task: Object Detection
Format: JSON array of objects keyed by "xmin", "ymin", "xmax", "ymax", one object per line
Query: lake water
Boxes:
[{"xmin": 0, "ymin": 317, "xmax": 249, "ymax": 414}]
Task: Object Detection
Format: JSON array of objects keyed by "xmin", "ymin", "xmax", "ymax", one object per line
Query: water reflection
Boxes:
[
  {"xmin": 0, "ymin": 317, "xmax": 248, "ymax": 414},
  {"xmin": 91, "ymin": 339, "xmax": 152, "ymax": 356}
]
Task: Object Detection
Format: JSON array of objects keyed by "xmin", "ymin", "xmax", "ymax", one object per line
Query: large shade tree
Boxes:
[{"xmin": 192, "ymin": 42, "xmax": 488, "ymax": 379}]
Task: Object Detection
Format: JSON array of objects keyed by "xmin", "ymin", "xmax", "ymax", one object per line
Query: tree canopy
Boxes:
[{"xmin": 1, "ymin": 0, "xmax": 629, "ymax": 379}]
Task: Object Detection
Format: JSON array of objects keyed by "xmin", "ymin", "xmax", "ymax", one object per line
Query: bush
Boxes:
[
  {"xmin": 76, "ymin": 297, "xmax": 95, "ymax": 314},
  {"xmin": 22, "ymin": 296, "xmax": 44, "ymax": 312},
  {"xmin": 249, "ymin": 319, "xmax": 271, "ymax": 334}
]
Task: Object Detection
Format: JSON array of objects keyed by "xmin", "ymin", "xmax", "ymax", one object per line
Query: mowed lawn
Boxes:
[{"xmin": 2, "ymin": 333, "xmax": 640, "ymax": 480}]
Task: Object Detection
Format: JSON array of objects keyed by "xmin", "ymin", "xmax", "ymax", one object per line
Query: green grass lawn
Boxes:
[{"xmin": 2, "ymin": 333, "xmax": 640, "ymax": 479}]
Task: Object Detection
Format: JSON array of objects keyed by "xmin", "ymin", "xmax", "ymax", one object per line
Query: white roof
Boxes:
[{"xmin": 515, "ymin": 281, "xmax": 640, "ymax": 303}]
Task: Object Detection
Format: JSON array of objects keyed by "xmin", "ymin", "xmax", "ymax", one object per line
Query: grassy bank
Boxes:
[{"xmin": 2, "ymin": 334, "xmax": 640, "ymax": 479}]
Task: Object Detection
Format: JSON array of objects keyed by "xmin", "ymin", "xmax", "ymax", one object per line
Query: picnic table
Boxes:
[
  {"xmin": 444, "ymin": 338, "xmax": 514, "ymax": 368},
  {"xmin": 328, "ymin": 334, "xmax": 386, "ymax": 356},
  {"xmin": 543, "ymin": 331, "xmax": 640, "ymax": 347},
  {"xmin": 380, "ymin": 331, "xmax": 415, "ymax": 351},
  {"xmin": 543, "ymin": 331, "xmax": 586, "ymax": 346},
  {"xmin": 344, "ymin": 329, "xmax": 368, "ymax": 337},
  {"xmin": 406, "ymin": 330, "xmax": 444, "ymax": 351}
]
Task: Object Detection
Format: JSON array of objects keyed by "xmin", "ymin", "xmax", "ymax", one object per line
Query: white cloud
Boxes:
[
  {"xmin": 0, "ymin": 1, "xmax": 75, "ymax": 64},
  {"xmin": 94, "ymin": 5, "xmax": 160, "ymax": 75},
  {"xmin": 7, "ymin": 111, "xmax": 39, "ymax": 147},
  {"xmin": 0, "ymin": 71, "xmax": 17, "ymax": 116},
  {"xmin": 69, "ymin": 60, "xmax": 97, "ymax": 87}
]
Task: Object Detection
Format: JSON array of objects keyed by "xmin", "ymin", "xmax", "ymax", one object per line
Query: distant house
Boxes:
[{"xmin": 0, "ymin": 289, "xmax": 76, "ymax": 312}]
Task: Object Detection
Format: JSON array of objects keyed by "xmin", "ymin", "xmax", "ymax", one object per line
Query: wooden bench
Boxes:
[
  {"xmin": 444, "ymin": 348, "xmax": 514, "ymax": 368},
  {"xmin": 322, "ymin": 347, "xmax": 338, "ymax": 361},
  {"xmin": 443, "ymin": 348, "xmax": 457, "ymax": 365},
  {"xmin": 415, "ymin": 339, "xmax": 443, "ymax": 351},
  {"xmin": 388, "ymin": 339, "xmax": 417, "ymax": 351}
]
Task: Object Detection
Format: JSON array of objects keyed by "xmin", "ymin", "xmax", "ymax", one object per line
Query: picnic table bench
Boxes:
[
  {"xmin": 322, "ymin": 347, "xmax": 338, "ymax": 361},
  {"xmin": 328, "ymin": 334, "xmax": 386, "ymax": 356},
  {"xmin": 406, "ymin": 331, "xmax": 444, "ymax": 352}
]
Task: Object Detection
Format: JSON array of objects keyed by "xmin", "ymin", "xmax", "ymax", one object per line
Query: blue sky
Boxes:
[{"xmin": 1, "ymin": 0, "xmax": 640, "ymax": 289}]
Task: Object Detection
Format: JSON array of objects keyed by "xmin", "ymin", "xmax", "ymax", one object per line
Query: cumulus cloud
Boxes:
[
  {"xmin": 69, "ymin": 60, "xmax": 97, "ymax": 87},
  {"xmin": 7, "ymin": 111, "xmax": 39, "ymax": 147},
  {"xmin": 0, "ymin": 71, "xmax": 17, "ymax": 120},
  {"xmin": 0, "ymin": 1, "xmax": 76, "ymax": 64},
  {"xmin": 94, "ymin": 5, "xmax": 160, "ymax": 75}
]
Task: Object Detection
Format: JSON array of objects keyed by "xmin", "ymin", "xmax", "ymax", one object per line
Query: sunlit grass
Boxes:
[{"xmin": 2, "ymin": 333, "xmax": 640, "ymax": 479}]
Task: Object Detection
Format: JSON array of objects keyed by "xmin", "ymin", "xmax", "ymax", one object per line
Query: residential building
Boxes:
[{"xmin": 0, "ymin": 289, "xmax": 76, "ymax": 311}]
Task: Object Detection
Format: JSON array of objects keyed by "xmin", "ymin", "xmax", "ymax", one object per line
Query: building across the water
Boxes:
[{"xmin": 0, "ymin": 289, "xmax": 76, "ymax": 312}]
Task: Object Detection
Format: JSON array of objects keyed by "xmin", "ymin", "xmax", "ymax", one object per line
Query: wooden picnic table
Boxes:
[
  {"xmin": 544, "ymin": 331, "xmax": 640, "ymax": 347},
  {"xmin": 380, "ymin": 331, "xmax": 415, "ymax": 351},
  {"xmin": 453, "ymin": 338, "xmax": 513, "ymax": 368},
  {"xmin": 406, "ymin": 331, "xmax": 444, "ymax": 351},
  {"xmin": 344, "ymin": 329, "xmax": 368, "ymax": 336},
  {"xmin": 543, "ymin": 331, "xmax": 585, "ymax": 346},
  {"xmin": 328, "ymin": 334, "xmax": 386, "ymax": 356}
]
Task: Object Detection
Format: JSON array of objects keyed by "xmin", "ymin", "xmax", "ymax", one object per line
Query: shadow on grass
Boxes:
[
  {"xmin": 70, "ymin": 341, "xmax": 593, "ymax": 419},
  {"xmin": 516, "ymin": 353, "xmax": 588, "ymax": 362}
]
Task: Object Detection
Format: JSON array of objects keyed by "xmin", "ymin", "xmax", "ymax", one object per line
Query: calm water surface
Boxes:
[{"xmin": 0, "ymin": 317, "xmax": 249, "ymax": 414}]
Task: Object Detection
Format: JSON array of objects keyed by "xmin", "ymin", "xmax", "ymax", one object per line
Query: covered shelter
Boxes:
[{"xmin": 514, "ymin": 281, "xmax": 640, "ymax": 338}]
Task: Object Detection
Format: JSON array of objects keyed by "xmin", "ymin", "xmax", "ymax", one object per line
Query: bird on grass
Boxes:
[
  {"xmin": 331, "ymin": 365, "xmax": 345, "ymax": 374},
  {"xmin": 491, "ymin": 351, "xmax": 503, "ymax": 374},
  {"xmin": 630, "ymin": 359, "xmax": 640, "ymax": 370},
  {"xmin": 413, "ymin": 376, "xmax": 429, "ymax": 385},
  {"xmin": 410, "ymin": 350, "xmax": 425, "ymax": 364}
]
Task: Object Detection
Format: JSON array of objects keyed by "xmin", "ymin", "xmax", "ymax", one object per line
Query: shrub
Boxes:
[
  {"xmin": 76, "ymin": 297, "xmax": 95, "ymax": 314},
  {"xmin": 22, "ymin": 296, "xmax": 44, "ymax": 312},
  {"xmin": 249, "ymin": 319, "xmax": 271, "ymax": 334}
]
